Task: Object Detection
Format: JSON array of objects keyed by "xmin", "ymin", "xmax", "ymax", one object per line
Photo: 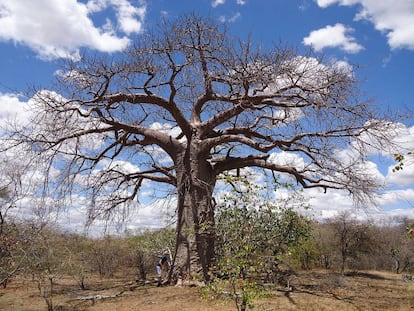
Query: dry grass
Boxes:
[{"xmin": 0, "ymin": 270, "xmax": 413, "ymax": 310}]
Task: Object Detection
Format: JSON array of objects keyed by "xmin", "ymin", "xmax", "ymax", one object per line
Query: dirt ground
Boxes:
[{"xmin": 0, "ymin": 270, "xmax": 413, "ymax": 311}]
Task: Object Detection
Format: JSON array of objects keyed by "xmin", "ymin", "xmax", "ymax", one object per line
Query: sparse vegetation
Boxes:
[
  {"xmin": 0, "ymin": 210, "xmax": 412, "ymax": 310},
  {"xmin": 1, "ymin": 174, "xmax": 413, "ymax": 310},
  {"xmin": 1, "ymin": 269, "xmax": 413, "ymax": 310}
]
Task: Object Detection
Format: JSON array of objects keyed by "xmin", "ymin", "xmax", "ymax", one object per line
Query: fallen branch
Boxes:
[
  {"xmin": 73, "ymin": 280, "xmax": 153, "ymax": 303},
  {"xmin": 75, "ymin": 293, "xmax": 122, "ymax": 301}
]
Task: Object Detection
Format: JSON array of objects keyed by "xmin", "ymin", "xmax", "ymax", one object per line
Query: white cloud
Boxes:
[
  {"xmin": 387, "ymin": 158, "xmax": 414, "ymax": 186},
  {"xmin": 150, "ymin": 122, "xmax": 182, "ymax": 138},
  {"xmin": 391, "ymin": 124, "xmax": 414, "ymax": 153},
  {"xmin": 110, "ymin": 0, "xmax": 146, "ymax": 34},
  {"xmin": 213, "ymin": 0, "xmax": 245, "ymax": 7},
  {"xmin": 377, "ymin": 208, "xmax": 414, "ymax": 221},
  {"xmin": 301, "ymin": 186, "xmax": 414, "ymax": 224},
  {"xmin": 219, "ymin": 12, "xmax": 241, "ymax": 23},
  {"xmin": 55, "ymin": 196, "xmax": 175, "ymax": 236},
  {"xmin": 256, "ymin": 56, "xmax": 355, "ymax": 107},
  {"xmin": 0, "ymin": 90, "xmax": 111, "ymax": 159},
  {"xmin": 228, "ymin": 12, "xmax": 241, "ymax": 22},
  {"xmin": 212, "ymin": 0, "xmax": 225, "ymax": 8},
  {"xmin": 304, "ymin": 187, "xmax": 354, "ymax": 219},
  {"xmin": 303, "ymin": 23, "xmax": 364, "ymax": 53},
  {"xmin": 269, "ymin": 151, "xmax": 307, "ymax": 171},
  {"xmin": 267, "ymin": 121, "xmax": 414, "ymax": 220},
  {"xmin": 316, "ymin": 0, "xmax": 358, "ymax": 8},
  {"xmin": 315, "ymin": 0, "xmax": 414, "ymax": 50},
  {"xmin": 376, "ymin": 188, "xmax": 414, "ymax": 207},
  {"xmin": 0, "ymin": 93, "xmax": 33, "ymax": 129},
  {"xmin": 99, "ymin": 158, "xmax": 141, "ymax": 175},
  {"xmin": 332, "ymin": 59, "xmax": 353, "ymax": 74},
  {"xmin": 0, "ymin": 0, "xmax": 146, "ymax": 60},
  {"xmin": 0, "ymin": 93, "xmax": 25, "ymax": 121},
  {"xmin": 211, "ymin": 0, "xmax": 246, "ymax": 8}
]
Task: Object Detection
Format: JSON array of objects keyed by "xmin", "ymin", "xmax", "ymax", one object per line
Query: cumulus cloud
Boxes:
[
  {"xmin": 303, "ymin": 187, "xmax": 354, "ymax": 219},
  {"xmin": 212, "ymin": 0, "xmax": 246, "ymax": 7},
  {"xmin": 376, "ymin": 188, "xmax": 414, "ymax": 207},
  {"xmin": 300, "ymin": 185, "xmax": 414, "ymax": 224},
  {"xmin": 218, "ymin": 12, "xmax": 241, "ymax": 23},
  {"xmin": 49, "ymin": 194, "xmax": 175, "ymax": 236},
  {"xmin": 303, "ymin": 23, "xmax": 364, "ymax": 53},
  {"xmin": 0, "ymin": 0, "xmax": 146, "ymax": 60},
  {"xmin": 387, "ymin": 159, "xmax": 414, "ymax": 186},
  {"xmin": 269, "ymin": 151, "xmax": 306, "ymax": 172},
  {"xmin": 0, "ymin": 93, "xmax": 32, "ymax": 128},
  {"xmin": 316, "ymin": 0, "xmax": 357, "ymax": 7},
  {"xmin": 315, "ymin": 0, "xmax": 414, "ymax": 50},
  {"xmin": 212, "ymin": 0, "xmax": 226, "ymax": 7},
  {"xmin": 0, "ymin": 93, "xmax": 25, "ymax": 119}
]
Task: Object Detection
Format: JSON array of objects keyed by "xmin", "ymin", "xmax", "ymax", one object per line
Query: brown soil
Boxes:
[{"xmin": 0, "ymin": 270, "xmax": 413, "ymax": 310}]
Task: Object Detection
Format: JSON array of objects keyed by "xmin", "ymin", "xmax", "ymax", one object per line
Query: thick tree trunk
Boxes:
[{"xmin": 171, "ymin": 149, "xmax": 216, "ymax": 283}]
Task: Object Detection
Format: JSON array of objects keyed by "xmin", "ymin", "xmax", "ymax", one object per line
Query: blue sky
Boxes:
[
  {"xmin": 0, "ymin": 0, "xmax": 413, "ymax": 232},
  {"xmin": 1, "ymin": 0, "xmax": 413, "ymax": 112}
]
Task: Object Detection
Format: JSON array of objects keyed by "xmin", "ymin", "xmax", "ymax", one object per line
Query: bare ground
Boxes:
[{"xmin": 0, "ymin": 270, "xmax": 413, "ymax": 310}]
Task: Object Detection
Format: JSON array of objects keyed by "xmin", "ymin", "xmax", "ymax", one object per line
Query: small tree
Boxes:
[
  {"xmin": 26, "ymin": 228, "xmax": 68, "ymax": 311},
  {"xmin": 85, "ymin": 236, "xmax": 124, "ymax": 278},
  {"xmin": 329, "ymin": 212, "xmax": 375, "ymax": 274},
  {"xmin": 0, "ymin": 161, "xmax": 24, "ymax": 287},
  {"xmin": 0, "ymin": 220, "xmax": 41, "ymax": 288},
  {"xmin": 59, "ymin": 233, "xmax": 93, "ymax": 290},
  {"xmin": 388, "ymin": 219, "xmax": 414, "ymax": 273},
  {"xmin": 126, "ymin": 228, "xmax": 175, "ymax": 282},
  {"xmin": 288, "ymin": 233, "xmax": 320, "ymax": 270},
  {"xmin": 0, "ymin": 222, "xmax": 19, "ymax": 288}
]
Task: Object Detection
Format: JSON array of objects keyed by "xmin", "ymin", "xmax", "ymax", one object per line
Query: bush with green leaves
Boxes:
[{"xmin": 211, "ymin": 177, "xmax": 312, "ymax": 310}]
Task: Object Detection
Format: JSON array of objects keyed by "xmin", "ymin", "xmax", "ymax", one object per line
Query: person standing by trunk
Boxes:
[{"xmin": 157, "ymin": 251, "xmax": 171, "ymax": 286}]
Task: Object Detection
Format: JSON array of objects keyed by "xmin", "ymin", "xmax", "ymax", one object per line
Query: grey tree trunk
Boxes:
[{"xmin": 171, "ymin": 148, "xmax": 216, "ymax": 282}]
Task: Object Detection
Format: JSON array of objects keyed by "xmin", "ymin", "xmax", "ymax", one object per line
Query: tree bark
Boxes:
[{"xmin": 171, "ymin": 147, "xmax": 216, "ymax": 282}]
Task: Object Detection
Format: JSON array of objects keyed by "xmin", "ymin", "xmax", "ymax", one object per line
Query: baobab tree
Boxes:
[{"xmin": 7, "ymin": 15, "xmax": 395, "ymax": 282}]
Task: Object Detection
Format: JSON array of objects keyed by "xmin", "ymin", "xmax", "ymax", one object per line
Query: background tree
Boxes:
[
  {"xmin": 0, "ymin": 155, "xmax": 26, "ymax": 238},
  {"xmin": 328, "ymin": 212, "xmax": 376, "ymax": 274},
  {"xmin": 316, "ymin": 222, "xmax": 336, "ymax": 270},
  {"xmin": 85, "ymin": 236, "xmax": 125, "ymax": 278},
  {"xmin": 0, "ymin": 162, "xmax": 40, "ymax": 288},
  {"xmin": 287, "ymin": 230, "xmax": 320, "ymax": 270},
  {"xmin": 6, "ymin": 14, "xmax": 396, "ymax": 281},
  {"xmin": 126, "ymin": 228, "xmax": 175, "ymax": 282},
  {"xmin": 386, "ymin": 218, "xmax": 414, "ymax": 273}
]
